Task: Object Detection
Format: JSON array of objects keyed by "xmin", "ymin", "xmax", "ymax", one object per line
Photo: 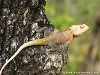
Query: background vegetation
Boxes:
[{"xmin": 45, "ymin": 0, "xmax": 100, "ymax": 75}]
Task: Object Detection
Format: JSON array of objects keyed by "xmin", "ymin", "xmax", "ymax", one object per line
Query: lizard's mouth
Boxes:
[{"xmin": 73, "ymin": 34, "xmax": 80, "ymax": 37}]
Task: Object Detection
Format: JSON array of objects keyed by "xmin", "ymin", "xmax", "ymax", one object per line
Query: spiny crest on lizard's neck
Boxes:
[{"xmin": 69, "ymin": 24, "xmax": 89, "ymax": 37}]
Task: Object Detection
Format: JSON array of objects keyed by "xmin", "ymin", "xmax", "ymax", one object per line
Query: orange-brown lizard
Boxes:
[{"xmin": 0, "ymin": 24, "xmax": 89, "ymax": 75}]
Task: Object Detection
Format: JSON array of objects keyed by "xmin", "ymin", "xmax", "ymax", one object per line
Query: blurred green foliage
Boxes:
[
  {"xmin": 45, "ymin": 0, "xmax": 100, "ymax": 75},
  {"xmin": 45, "ymin": 0, "xmax": 77, "ymax": 29},
  {"xmin": 50, "ymin": 15, "xmax": 76, "ymax": 29}
]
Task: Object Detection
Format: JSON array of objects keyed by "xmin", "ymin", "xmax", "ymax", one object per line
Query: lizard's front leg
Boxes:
[{"xmin": 34, "ymin": 25, "xmax": 54, "ymax": 37}]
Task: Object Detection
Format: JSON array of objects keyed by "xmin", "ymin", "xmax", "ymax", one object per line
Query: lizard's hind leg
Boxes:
[
  {"xmin": 46, "ymin": 42, "xmax": 62, "ymax": 53},
  {"xmin": 47, "ymin": 42, "xmax": 68, "ymax": 53}
]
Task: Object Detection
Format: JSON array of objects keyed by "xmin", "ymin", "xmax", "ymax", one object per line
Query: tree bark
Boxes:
[{"xmin": 0, "ymin": 0, "xmax": 68, "ymax": 75}]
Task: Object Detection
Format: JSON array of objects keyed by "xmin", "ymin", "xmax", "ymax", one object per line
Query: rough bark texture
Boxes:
[{"xmin": 0, "ymin": 0, "xmax": 68, "ymax": 75}]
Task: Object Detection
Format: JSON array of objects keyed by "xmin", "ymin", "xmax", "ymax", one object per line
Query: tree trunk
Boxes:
[{"xmin": 0, "ymin": 0, "xmax": 68, "ymax": 75}]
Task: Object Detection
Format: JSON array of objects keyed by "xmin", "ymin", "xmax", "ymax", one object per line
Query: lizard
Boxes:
[{"xmin": 0, "ymin": 24, "xmax": 89, "ymax": 75}]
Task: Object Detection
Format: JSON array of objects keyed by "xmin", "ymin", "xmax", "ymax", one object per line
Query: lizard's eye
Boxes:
[{"xmin": 80, "ymin": 25, "xmax": 84, "ymax": 29}]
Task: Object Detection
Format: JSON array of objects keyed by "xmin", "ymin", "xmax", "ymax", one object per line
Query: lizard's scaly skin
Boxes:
[{"xmin": 0, "ymin": 24, "xmax": 89, "ymax": 75}]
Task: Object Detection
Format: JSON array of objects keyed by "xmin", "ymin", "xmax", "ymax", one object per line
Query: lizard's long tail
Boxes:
[{"xmin": 0, "ymin": 39, "xmax": 46, "ymax": 75}]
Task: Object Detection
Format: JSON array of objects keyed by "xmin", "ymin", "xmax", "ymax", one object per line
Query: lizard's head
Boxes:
[{"xmin": 69, "ymin": 24, "xmax": 89, "ymax": 37}]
